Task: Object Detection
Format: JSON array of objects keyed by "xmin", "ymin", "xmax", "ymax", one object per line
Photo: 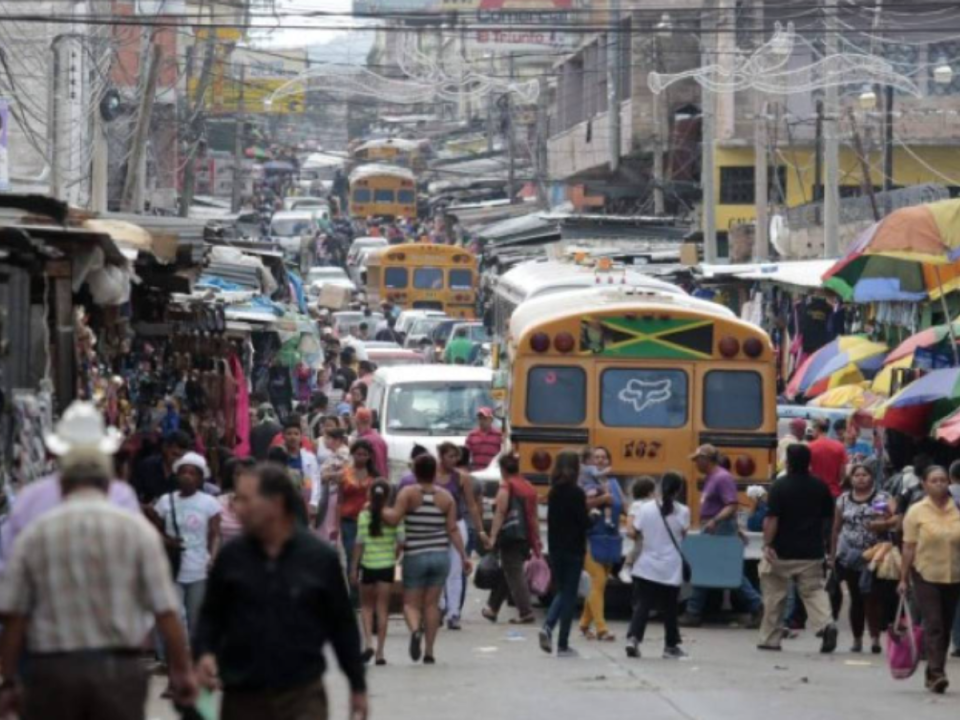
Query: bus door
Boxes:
[
  {"xmin": 593, "ymin": 362, "xmax": 697, "ymax": 499},
  {"xmin": 693, "ymin": 364, "xmax": 777, "ymax": 522}
]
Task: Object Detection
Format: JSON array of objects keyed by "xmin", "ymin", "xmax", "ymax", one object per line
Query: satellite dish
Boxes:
[{"xmin": 769, "ymin": 214, "xmax": 788, "ymax": 256}]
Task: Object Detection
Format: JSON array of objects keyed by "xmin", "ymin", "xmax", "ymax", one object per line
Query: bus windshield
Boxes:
[{"xmin": 386, "ymin": 382, "xmax": 494, "ymax": 435}]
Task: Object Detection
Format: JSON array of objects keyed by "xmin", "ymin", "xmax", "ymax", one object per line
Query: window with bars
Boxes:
[{"xmin": 719, "ymin": 167, "xmax": 788, "ymax": 205}]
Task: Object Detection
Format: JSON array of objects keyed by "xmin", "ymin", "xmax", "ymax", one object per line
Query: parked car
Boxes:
[
  {"xmin": 347, "ymin": 236, "xmax": 388, "ymax": 267},
  {"xmin": 269, "ymin": 210, "xmax": 320, "ymax": 256},
  {"xmin": 366, "ymin": 348, "xmax": 425, "ymax": 368},
  {"xmin": 305, "ymin": 266, "xmax": 356, "ymax": 296}
]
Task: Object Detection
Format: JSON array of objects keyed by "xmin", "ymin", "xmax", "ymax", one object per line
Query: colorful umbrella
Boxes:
[
  {"xmin": 932, "ymin": 406, "xmax": 960, "ymax": 445},
  {"xmin": 808, "ymin": 383, "xmax": 882, "ymax": 410},
  {"xmin": 872, "ymin": 356, "xmax": 913, "ymax": 396},
  {"xmin": 823, "ymin": 198, "xmax": 960, "ymax": 303},
  {"xmin": 885, "ymin": 320, "xmax": 960, "ymax": 365},
  {"xmin": 876, "ymin": 367, "xmax": 960, "ymax": 436},
  {"xmin": 786, "ymin": 336, "xmax": 888, "ymax": 399}
]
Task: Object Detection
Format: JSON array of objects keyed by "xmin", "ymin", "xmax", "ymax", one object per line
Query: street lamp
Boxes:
[
  {"xmin": 858, "ymin": 85, "xmax": 877, "ymax": 110},
  {"xmin": 655, "ymin": 13, "xmax": 672, "ymax": 38}
]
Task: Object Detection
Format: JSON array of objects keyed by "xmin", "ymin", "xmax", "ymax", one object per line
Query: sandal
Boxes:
[
  {"xmin": 580, "ymin": 628, "xmax": 596, "ymax": 640},
  {"xmin": 596, "ymin": 631, "xmax": 616, "ymax": 643}
]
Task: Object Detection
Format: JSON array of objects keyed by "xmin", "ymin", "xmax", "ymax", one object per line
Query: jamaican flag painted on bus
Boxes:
[{"xmin": 579, "ymin": 315, "xmax": 714, "ymax": 360}]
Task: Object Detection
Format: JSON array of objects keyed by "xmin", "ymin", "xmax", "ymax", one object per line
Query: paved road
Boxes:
[{"xmin": 148, "ymin": 594, "xmax": 960, "ymax": 720}]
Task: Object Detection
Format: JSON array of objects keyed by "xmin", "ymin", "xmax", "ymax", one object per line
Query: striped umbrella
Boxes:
[
  {"xmin": 876, "ymin": 367, "xmax": 960, "ymax": 436},
  {"xmin": 786, "ymin": 336, "xmax": 888, "ymax": 400}
]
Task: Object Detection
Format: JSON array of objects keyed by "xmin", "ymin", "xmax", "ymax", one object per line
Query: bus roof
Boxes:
[
  {"xmin": 349, "ymin": 163, "xmax": 416, "ymax": 183},
  {"xmin": 509, "ymin": 286, "xmax": 738, "ymax": 342},
  {"xmin": 355, "ymin": 138, "xmax": 423, "ymax": 153},
  {"xmin": 495, "ymin": 257, "xmax": 685, "ymax": 307},
  {"xmin": 369, "ymin": 243, "xmax": 477, "ymax": 262}
]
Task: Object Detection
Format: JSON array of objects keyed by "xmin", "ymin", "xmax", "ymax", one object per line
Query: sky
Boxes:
[{"xmin": 253, "ymin": 0, "xmax": 371, "ymax": 56}]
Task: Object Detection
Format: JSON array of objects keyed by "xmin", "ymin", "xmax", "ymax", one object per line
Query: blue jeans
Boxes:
[
  {"xmin": 544, "ymin": 551, "xmax": 584, "ymax": 650},
  {"xmin": 686, "ymin": 518, "xmax": 762, "ymax": 616},
  {"xmin": 341, "ymin": 518, "xmax": 359, "ymax": 567}
]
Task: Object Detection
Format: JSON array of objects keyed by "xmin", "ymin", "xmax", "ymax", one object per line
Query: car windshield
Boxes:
[
  {"xmin": 409, "ymin": 317, "xmax": 446, "ymax": 336},
  {"xmin": 455, "ymin": 325, "xmax": 488, "ymax": 342},
  {"xmin": 271, "ymin": 218, "xmax": 314, "ymax": 236},
  {"xmin": 431, "ymin": 321, "xmax": 458, "ymax": 343},
  {"xmin": 386, "ymin": 381, "xmax": 493, "ymax": 435}
]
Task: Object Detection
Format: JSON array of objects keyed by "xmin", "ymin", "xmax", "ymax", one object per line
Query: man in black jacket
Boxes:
[{"xmin": 195, "ymin": 464, "xmax": 367, "ymax": 720}]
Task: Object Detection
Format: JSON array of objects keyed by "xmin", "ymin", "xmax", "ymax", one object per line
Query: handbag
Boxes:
[
  {"xmin": 164, "ymin": 492, "xmax": 184, "ymax": 580},
  {"xmin": 473, "ymin": 551, "xmax": 502, "ymax": 591},
  {"xmin": 499, "ymin": 486, "xmax": 529, "ymax": 546},
  {"xmin": 524, "ymin": 556, "xmax": 552, "ymax": 596},
  {"xmin": 588, "ymin": 523, "xmax": 623, "ymax": 565},
  {"xmin": 887, "ymin": 595, "xmax": 923, "ymax": 680},
  {"xmin": 658, "ymin": 505, "xmax": 692, "ymax": 583}
]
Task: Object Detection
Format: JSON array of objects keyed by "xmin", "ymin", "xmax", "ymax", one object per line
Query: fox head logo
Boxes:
[{"xmin": 618, "ymin": 379, "xmax": 672, "ymax": 414}]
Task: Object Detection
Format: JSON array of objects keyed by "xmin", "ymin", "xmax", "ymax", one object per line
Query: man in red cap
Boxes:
[
  {"xmin": 465, "ymin": 407, "xmax": 503, "ymax": 472},
  {"xmin": 354, "ymin": 408, "xmax": 388, "ymax": 478}
]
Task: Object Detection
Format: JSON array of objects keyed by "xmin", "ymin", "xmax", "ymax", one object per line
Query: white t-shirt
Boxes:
[
  {"xmin": 155, "ymin": 492, "xmax": 222, "ymax": 584},
  {"xmin": 631, "ymin": 501, "xmax": 690, "ymax": 587},
  {"xmin": 628, "ymin": 499, "xmax": 653, "ymax": 524}
]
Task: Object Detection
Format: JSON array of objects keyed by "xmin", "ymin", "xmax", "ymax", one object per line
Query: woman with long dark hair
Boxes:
[
  {"xmin": 350, "ymin": 479, "xmax": 402, "ymax": 665},
  {"xmin": 626, "ymin": 471, "xmax": 690, "ymax": 660},
  {"xmin": 339, "ymin": 439, "xmax": 377, "ymax": 563},
  {"xmin": 539, "ymin": 451, "xmax": 590, "ymax": 658}
]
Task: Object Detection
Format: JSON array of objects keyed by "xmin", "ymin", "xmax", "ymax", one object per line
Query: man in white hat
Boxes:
[
  {"xmin": 0, "ymin": 401, "xmax": 140, "ymax": 571},
  {"xmin": 0, "ymin": 444, "xmax": 198, "ymax": 719},
  {"xmin": 153, "ymin": 451, "xmax": 222, "ymax": 641}
]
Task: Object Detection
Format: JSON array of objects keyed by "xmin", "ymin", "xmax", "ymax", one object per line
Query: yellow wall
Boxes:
[{"xmin": 714, "ymin": 145, "xmax": 960, "ymax": 234}]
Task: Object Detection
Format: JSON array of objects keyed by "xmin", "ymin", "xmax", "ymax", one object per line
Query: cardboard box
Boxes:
[
  {"xmin": 680, "ymin": 242, "xmax": 700, "ymax": 266},
  {"xmin": 317, "ymin": 284, "xmax": 351, "ymax": 310}
]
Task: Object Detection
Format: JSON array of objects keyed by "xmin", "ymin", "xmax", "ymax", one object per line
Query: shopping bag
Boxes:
[
  {"xmin": 473, "ymin": 552, "xmax": 502, "ymax": 591},
  {"xmin": 524, "ymin": 556, "xmax": 552, "ymax": 596},
  {"xmin": 887, "ymin": 596, "xmax": 923, "ymax": 680},
  {"xmin": 577, "ymin": 570, "xmax": 592, "ymax": 600}
]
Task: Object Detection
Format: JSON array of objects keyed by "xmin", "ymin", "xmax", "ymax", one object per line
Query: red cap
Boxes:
[{"xmin": 477, "ymin": 407, "xmax": 494, "ymax": 419}]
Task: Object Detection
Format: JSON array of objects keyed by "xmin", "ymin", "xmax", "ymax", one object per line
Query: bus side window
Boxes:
[
  {"xmin": 703, "ymin": 370, "xmax": 763, "ymax": 430},
  {"xmin": 526, "ymin": 366, "xmax": 586, "ymax": 425}
]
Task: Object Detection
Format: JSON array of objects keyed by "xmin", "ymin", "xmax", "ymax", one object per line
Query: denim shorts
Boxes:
[{"xmin": 402, "ymin": 551, "xmax": 451, "ymax": 589}]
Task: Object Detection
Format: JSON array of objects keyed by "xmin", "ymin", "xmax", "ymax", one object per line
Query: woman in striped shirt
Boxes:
[
  {"xmin": 350, "ymin": 479, "xmax": 402, "ymax": 666},
  {"xmin": 384, "ymin": 454, "xmax": 471, "ymax": 665}
]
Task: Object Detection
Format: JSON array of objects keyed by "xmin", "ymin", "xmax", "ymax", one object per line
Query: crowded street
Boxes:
[{"xmin": 7, "ymin": 2, "xmax": 960, "ymax": 720}]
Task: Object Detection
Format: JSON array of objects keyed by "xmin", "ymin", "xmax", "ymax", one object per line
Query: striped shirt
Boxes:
[
  {"xmin": 357, "ymin": 510, "xmax": 402, "ymax": 570},
  {"xmin": 404, "ymin": 491, "xmax": 449, "ymax": 556},
  {"xmin": 0, "ymin": 489, "xmax": 179, "ymax": 653}
]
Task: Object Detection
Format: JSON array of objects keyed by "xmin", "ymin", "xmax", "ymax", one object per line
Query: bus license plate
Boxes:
[{"xmin": 621, "ymin": 439, "xmax": 663, "ymax": 460}]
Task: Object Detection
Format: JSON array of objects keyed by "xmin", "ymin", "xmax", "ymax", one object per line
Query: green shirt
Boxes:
[
  {"xmin": 357, "ymin": 509, "xmax": 402, "ymax": 570},
  {"xmin": 444, "ymin": 337, "xmax": 476, "ymax": 364}
]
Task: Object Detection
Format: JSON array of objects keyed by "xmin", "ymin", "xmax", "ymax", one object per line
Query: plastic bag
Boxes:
[
  {"xmin": 524, "ymin": 556, "xmax": 552, "ymax": 596},
  {"xmin": 577, "ymin": 570, "xmax": 592, "ymax": 600},
  {"xmin": 887, "ymin": 596, "xmax": 923, "ymax": 680},
  {"xmin": 473, "ymin": 552, "xmax": 502, "ymax": 591}
]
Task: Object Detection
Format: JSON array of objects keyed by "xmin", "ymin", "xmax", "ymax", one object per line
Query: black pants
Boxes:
[
  {"xmin": 628, "ymin": 577, "xmax": 681, "ymax": 648},
  {"xmin": 913, "ymin": 572, "xmax": 960, "ymax": 680}
]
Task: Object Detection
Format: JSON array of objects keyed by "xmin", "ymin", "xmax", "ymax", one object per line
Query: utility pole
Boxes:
[
  {"xmin": 754, "ymin": 96, "xmax": 769, "ymax": 260},
  {"xmin": 180, "ymin": 33, "xmax": 217, "ymax": 218},
  {"xmin": 701, "ymin": 5, "xmax": 719, "ymax": 264},
  {"xmin": 652, "ymin": 32, "xmax": 666, "ymax": 216},
  {"xmin": 823, "ymin": 0, "xmax": 840, "ymax": 258},
  {"xmin": 752, "ymin": 1, "xmax": 768, "ymax": 260},
  {"xmin": 231, "ymin": 61, "xmax": 246, "ymax": 213},
  {"xmin": 847, "ymin": 108, "xmax": 880, "ymax": 221},
  {"xmin": 883, "ymin": 84, "xmax": 894, "ymax": 194},
  {"xmin": 814, "ymin": 100, "xmax": 823, "ymax": 200},
  {"xmin": 607, "ymin": 0, "xmax": 621, "ymax": 173},
  {"xmin": 507, "ymin": 54, "xmax": 517, "ymax": 204},
  {"xmin": 48, "ymin": 38, "xmax": 63, "ymax": 200},
  {"xmin": 486, "ymin": 54, "xmax": 495, "ymax": 152},
  {"xmin": 121, "ymin": 40, "xmax": 162, "ymax": 213}
]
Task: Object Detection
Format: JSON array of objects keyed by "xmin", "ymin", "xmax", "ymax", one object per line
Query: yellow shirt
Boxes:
[{"xmin": 903, "ymin": 497, "xmax": 960, "ymax": 584}]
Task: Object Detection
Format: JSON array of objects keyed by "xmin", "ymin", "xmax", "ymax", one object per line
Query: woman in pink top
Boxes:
[{"xmin": 216, "ymin": 457, "xmax": 256, "ymax": 549}]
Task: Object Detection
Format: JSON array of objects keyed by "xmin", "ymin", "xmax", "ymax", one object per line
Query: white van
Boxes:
[{"xmin": 367, "ymin": 365, "xmax": 495, "ymax": 482}]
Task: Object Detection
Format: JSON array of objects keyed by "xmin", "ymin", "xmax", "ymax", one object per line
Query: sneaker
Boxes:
[
  {"xmin": 409, "ymin": 630, "xmax": 423, "ymax": 662},
  {"xmin": 447, "ymin": 617, "xmax": 462, "ymax": 631},
  {"xmin": 820, "ymin": 624, "xmax": 838, "ymax": 654},
  {"xmin": 625, "ymin": 640, "xmax": 640, "ymax": 659},
  {"xmin": 663, "ymin": 646, "xmax": 688, "ymax": 660},
  {"xmin": 539, "ymin": 627, "xmax": 553, "ymax": 654},
  {"xmin": 557, "ymin": 647, "xmax": 579, "ymax": 658},
  {"xmin": 678, "ymin": 613, "xmax": 702, "ymax": 628},
  {"xmin": 361, "ymin": 648, "xmax": 375, "ymax": 664}
]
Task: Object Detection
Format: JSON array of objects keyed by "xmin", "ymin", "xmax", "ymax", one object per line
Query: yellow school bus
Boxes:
[
  {"xmin": 352, "ymin": 138, "xmax": 426, "ymax": 171},
  {"xmin": 366, "ymin": 243, "xmax": 478, "ymax": 319},
  {"xmin": 503, "ymin": 286, "xmax": 777, "ymax": 521},
  {"xmin": 349, "ymin": 164, "xmax": 417, "ymax": 220}
]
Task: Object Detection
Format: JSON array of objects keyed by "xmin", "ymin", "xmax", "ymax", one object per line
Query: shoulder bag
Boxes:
[
  {"xmin": 658, "ymin": 505, "xmax": 692, "ymax": 583},
  {"xmin": 164, "ymin": 493, "xmax": 184, "ymax": 579}
]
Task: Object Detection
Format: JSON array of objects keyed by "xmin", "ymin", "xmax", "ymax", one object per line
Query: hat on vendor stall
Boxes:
[
  {"xmin": 173, "ymin": 451, "xmax": 210, "ymax": 479},
  {"xmin": 44, "ymin": 401, "xmax": 123, "ymax": 456}
]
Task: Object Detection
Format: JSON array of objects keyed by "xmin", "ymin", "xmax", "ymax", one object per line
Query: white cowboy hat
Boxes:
[
  {"xmin": 44, "ymin": 401, "xmax": 123, "ymax": 457},
  {"xmin": 173, "ymin": 451, "xmax": 210, "ymax": 479}
]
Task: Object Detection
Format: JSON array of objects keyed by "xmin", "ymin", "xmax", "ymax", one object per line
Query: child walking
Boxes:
[
  {"xmin": 350, "ymin": 479, "xmax": 403, "ymax": 665},
  {"xmin": 622, "ymin": 477, "xmax": 657, "ymax": 583}
]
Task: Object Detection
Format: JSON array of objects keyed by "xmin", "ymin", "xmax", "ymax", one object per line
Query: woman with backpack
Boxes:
[{"xmin": 482, "ymin": 454, "xmax": 541, "ymax": 625}]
